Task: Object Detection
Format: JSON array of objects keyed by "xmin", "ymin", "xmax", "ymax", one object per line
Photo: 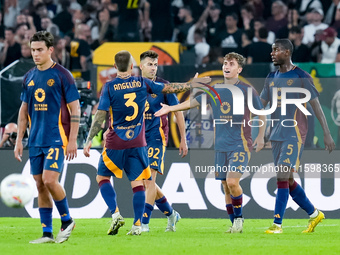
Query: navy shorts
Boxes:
[
  {"xmin": 271, "ymin": 140, "xmax": 304, "ymax": 171},
  {"xmin": 29, "ymin": 146, "xmax": 65, "ymax": 175},
  {"xmin": 98, "ymin": 146, "xmax": 151, "ymax": 181}
]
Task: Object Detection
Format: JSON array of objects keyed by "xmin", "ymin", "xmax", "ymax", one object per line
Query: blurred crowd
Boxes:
[{"xmin": 1, "ymin": 0, "xmax": 340, "ymax": 81}]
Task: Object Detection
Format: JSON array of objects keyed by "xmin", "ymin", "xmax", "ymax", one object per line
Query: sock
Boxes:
[
  {"xmin": 289, "ymin": 181, "xmax": 315, "ymax": 215},
  {"xmin": 274, "ymin": 181, "xmax": 289, "ymax": 225},
  {"xmin": 54, "ymin": 196, "xmax": 71, "ymax": 222},
  {"xmin": 39, "ymin": 208, "xmax": 53, "ymax": 234},
  {"xmin": 132, "ymin": 186, "xmax": 145, "ymax": 226},
  {"xmin": 155, "ymin": 196, "xmax": 173, "ymax": 216},
  {"xmin": 142, "ymin": 203, "xmax": 154, "ymax": 224},
  {"xmin": 226, "ymin": 204, "xmax": 235, "ymax": 223},
  {"xmin": 231, "ymin": 194, "xmax": 243, "ymax": 218},
  {"xmin": 310, "ymin": 209, "xmax": 318, "ymax": 218},
  {"xmin": 99, "ymin": 179, "xmax": 117, "ymax": 214}
]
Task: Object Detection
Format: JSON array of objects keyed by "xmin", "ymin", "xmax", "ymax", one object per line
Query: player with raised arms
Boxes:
[
  {"xmin": 155, "ymin": 52, "xmax": 266, "ymax": 233},
  {"xmin": 83, "ymin": 50, "xmax": 210, "ymax": 235}
]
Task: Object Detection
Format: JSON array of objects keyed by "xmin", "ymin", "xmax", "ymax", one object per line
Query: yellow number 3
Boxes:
[{"xmin": 124, "ymin": 93, "xmax": 138, "ymax": 121}]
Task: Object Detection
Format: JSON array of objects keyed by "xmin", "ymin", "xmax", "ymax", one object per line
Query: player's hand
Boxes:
[
  {"xmin": 179, "ymin": 138, "xmax": 188, "ymax": 158},
  {"xmin": 66, "ymin": 140, "xmax": 77, "ymax": 161},
  {"xmin": 324, "ymin": 133, "xmax": 335, "ymax": 153},
  {"xmin": 14, "ymin": 142, "xmax": 23, "ymax": 162},
  {"xmin": 191, "ymin": 77, "xmax": 211, "ymax": 88},
  {"xmin": 253, "ymin": 135, "xmax": 265, "ymax": 152},
  {"xmin": 83, "ymin": 140, "xmax": 92, "ymax": 157},
  {"xmin": 154, "ymin": 103, "xmax": 171, "ymax": 117}
]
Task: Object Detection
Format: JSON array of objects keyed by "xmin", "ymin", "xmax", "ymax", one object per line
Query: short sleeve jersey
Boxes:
[
  {"xmin": 98, "ymin": 76, "xmax": 164, "ymax": 150},
  {"xmin": 145, "ymin": 77, "xmax": 179, "ymax": 146},
  {"xmin": 196, "ymin": 81, "xmax": 263, "ymax": 152},
  {"xmin": 21, "ymin": 63, "xmax": 80, "ymax": 147},
  {"xmin": 260, "ymin": 66, "xmax": 319, "ymax": 143}
]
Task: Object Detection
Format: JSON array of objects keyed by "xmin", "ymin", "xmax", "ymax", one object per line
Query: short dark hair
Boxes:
[
  {"xmin": 258, "ymin": 27, "xmax": 268, "ymax": 39},
  {"xmin": 275, "ymin": 38, "xmax": 294, "ymax": 55},
  {"xmin": 140, "ymin": 50, "xmax": 158, "ymax": 62},
  {"xmin": 224, "ymin": 52, "xmax": 246, "ymax": 68},
  {"xmin": 115, "ymin": 50, "xmax": 132, "ymax": 72},
  {"xmin": 5, "ymin": 27, "xmax": 15, "ymax": 34},
  {"xmin": 30, "ymin": 31, "xmax": 54, "ymax": 48},
  {"xmin": 226, "ymin": 12, "xmax": 239, "ymax": 22}
]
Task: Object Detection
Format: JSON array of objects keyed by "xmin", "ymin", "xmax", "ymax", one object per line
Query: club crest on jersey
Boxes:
[
  {"xmin": 125, "ymin": 130, "xmax": 134, "ymax": 139},
  {"xmin": 151, "ymin": 94, "xmax": 157, "ymax": 98},
  {"xmin": 47, "ymin": 79, "xmax": 55, "ymax": 87},
  {"xmin": 287, "ymin": 79, "xmax": 293, "ymax": 86},
  {"xmin": 220, "ymin": 101, "xmax": 231, "ymax": 114}
]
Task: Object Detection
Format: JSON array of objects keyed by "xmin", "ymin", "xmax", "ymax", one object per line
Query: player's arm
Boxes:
[
  {"xmin": 66, "ymin": 100, "xmax": 81, "ymax": 161},
  {"xmin": 174, "ymin": 111, "xmax": 188, "ymax": 157},
  {"xmin": 309, "ymin": 97, "xmax": 336, "ymax": 152},
  {"xmin": 253, "ymin": 114, "xmax": 266, "ymax": 152},
  {"xmin": 161, "ymin": 77, "xmax": 211, "ymax": 93},
  {"xmin": 14, "ymin": 102, "xmax": 28, "ymax": 162},
  {"xmin": 83, "ymin": 109, "xmax": 107, "ymax": 157},
  {"xmin": 155, "ymin": 98, "xmax": 200, "ymax": 117}
]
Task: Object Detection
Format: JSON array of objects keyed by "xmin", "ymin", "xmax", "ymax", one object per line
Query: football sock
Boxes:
[
  {"xmin": 142, "ymin": 203, "xmax": 154, "ymax": 224},
  {"xmin": 39, "ymin": 207, "xmax": 53, "ymax": 234},
  {"xmin": 54, "ymin": 196, "xmax": 71, "ymax": 222},
  {"xmin": 289, "ymin": 181, "xmax": 315, "ymax": 215},
  {"xmin": 274, "ymin": 181, "xmax": 289, "ymax": 225},
  {"xmin": 132, "ymin": 186, "xmax": 145, "ymax": 226},
  {"xmin": 310, "ymin": 209, "xmax": 319, "ymax": 218},
  {"xmin": 98, "ymin": 179, "xmax": 117, "ymax": 214},
  {"xmin": 231, "ymin": 194, "xmax": 243, "ymax": 218},
  {"xmin": 155, "ymin": 196, "xmax": 173, "ymax": 216},
  {"xmin": 226, "ymin": 204, "xmax": 234, "ymax": 223}
]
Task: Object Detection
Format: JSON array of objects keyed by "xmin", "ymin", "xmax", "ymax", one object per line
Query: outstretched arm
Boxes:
[
  {"xmin": 310, "ymin": 97, "xmax": 335, "ymax": 152},
  {"xmin": 83, "ymin": 110, "xmax": 107, "ymax": 157},
  {"xmin": 155, "ymin": 98, "xmax": 200, "ymax": 117},
  {"xmin": 162, "ymin": 77, "xmax": 211, "ymax": 93},
  {"xmin": 14, "ymin": 103, "xmax": 28, "ymax": 162}
]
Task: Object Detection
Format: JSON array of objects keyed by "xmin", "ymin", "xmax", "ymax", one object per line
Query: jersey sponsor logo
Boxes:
[
  {"xmin": 269, "ymin": 81, "xmax": 274, "ymax": 87},
  {"xmin": 34, "ymin": 88, "xmax": 46, "ymax": 102},
  {"xmin": 283, "ymin": 158, "xmax": 291, "ymax": 164},
  {"xmin": 49, "ymin": 162, "xmax": 59, "ymax": 169},
  {"xmin": 220, "ymin": 101, "xmax": 231, "ymax": 114},
  {"xmin": 274, "ymin": 214, "xmax": 281, "ymax": 218},
  {"xmin": 125, "ymin": 130, "xmax": 134, "ymax": 139},
  {"xmin": 287, "ymin": 79, "xmax": 293, "ymax": 86},
  {"xmin": 47, "ymin": 79, "xmax": 55, "ymax": 87},
  {"xmin": 28, "ymin": 80, "xmax": 35, "ymax": 86},
  {"xmin": 150, "ymin": 161, "xmax": 158, "ymax": 167}
]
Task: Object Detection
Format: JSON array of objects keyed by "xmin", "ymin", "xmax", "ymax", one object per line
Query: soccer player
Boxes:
[
  {"xmin": 260, "ymin": 39, "xmax": 336, "ymax": 234},
  {"xmin": 155, "ymin": 52, "xmax": 266, "ymax": 233},
  {"xmin": 14, "ymin": 31, "xmax": 80, "ymax": 243},
  {"xmin": 139, "ymin": 50, "xmax": 188, "ymax": 232},
  {"xmin": 83, "ymin": 50, "xmax": 210, "ymax": 236}
]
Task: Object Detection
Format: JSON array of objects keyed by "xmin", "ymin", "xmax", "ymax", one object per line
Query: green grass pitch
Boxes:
[{"xmin": 1, "ymin": 218, "xmax": 339, "ymax": 255}]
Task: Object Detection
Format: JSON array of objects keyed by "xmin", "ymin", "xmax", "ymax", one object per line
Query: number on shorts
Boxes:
[
  {"xmin": 148, "ymin": 147, "xmax": 160, "ymax": 159},
  {"xmin": 46, "ymin": 148, "xmax": 60, "ymax": 160},
  {"xmin": 287, "ymin": 144, "xmax": 293, "ymax": 155},
  {"xmin": 233, "ymin": 152, "xmax": 245, "ymax": 163}
]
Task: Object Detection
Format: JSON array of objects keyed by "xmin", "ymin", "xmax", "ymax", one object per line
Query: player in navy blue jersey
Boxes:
[
  {"xmin": 260, "ymin": 39, "xmax": 336, "ymax": 234},
  {"xmin": 14, "ymin": 31, "xmax": 80, "ymax": 243},
  {"xmin": 155, "ymin": 52, "xmax": 266, "ymax": 233},
  {"xmin": 83, "ymin": 50, "xmax": 210, "ymax": 235},
  {"xmin": 139, "ymin": 50, "xmax": 188, "ymax": 233}
]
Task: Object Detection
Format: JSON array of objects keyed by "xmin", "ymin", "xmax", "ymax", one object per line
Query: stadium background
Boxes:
[{"xmin": 0, "ymin": 42, "xmax": 339, "ymax": 218}]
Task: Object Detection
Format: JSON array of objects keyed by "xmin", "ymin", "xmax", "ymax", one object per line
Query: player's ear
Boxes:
[{"xmin": 114, "ymin": 63, "xmax": 117, "ymax": 69}]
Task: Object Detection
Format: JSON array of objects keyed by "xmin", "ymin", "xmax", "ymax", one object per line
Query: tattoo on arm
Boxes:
[
  {"xmin": 163, "ymin": 82, "xmax": 191, "ymax": 93},
  {"xmin": 71, "ymin": 115, "xmax": 80, "ymax": 123},
  {"xmin": 85, "ymin": 110, "xmax": 107, "ymax": 144}
]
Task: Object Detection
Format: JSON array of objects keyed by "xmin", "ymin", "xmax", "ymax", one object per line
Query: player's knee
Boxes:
[
  {"xmin": 144, "ymin": 179, "xmax": 156, "ymax": 190},
  {"xmin": 226, "ymin": 179, "xmax": 239, "ymax": 191},
  {"xmin": 35, "ymin": 179, "xmax": 46, "ymax": 193}
]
